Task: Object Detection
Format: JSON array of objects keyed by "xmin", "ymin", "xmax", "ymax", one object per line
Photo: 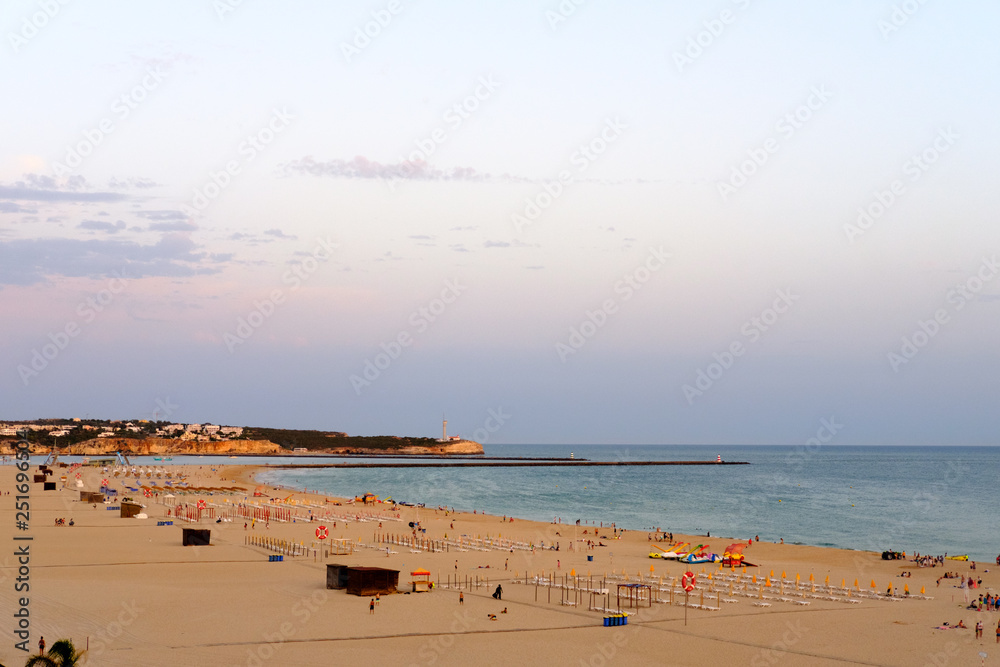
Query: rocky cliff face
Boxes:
[
  {"xmin": 324, "ymin": 439, "xmax": 484, "ymax": 455},
  {"xmin": 14, "ymin": 438, "xmax": 283, "ymax": 456},
  {"xmin": 3, "ymin": 437, "xmax": 482, "ymax": 456}
]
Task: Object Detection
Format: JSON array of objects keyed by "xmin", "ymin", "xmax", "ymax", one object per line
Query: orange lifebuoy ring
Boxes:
[
  {"xmin": 197, "ymin": 500, "xmax": 207, "ymax": 510},
  {"xmin": 316, "ymin": 526, "xmax": 329, "ymax": 539}
]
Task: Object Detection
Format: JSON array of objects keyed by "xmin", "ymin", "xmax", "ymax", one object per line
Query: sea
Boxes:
[{"xmin": 37, "ymin": 445, "xmax": 1000, "ymax": 562}]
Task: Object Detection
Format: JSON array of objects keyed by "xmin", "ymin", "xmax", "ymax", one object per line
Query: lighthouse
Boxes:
[{"xmin": 443, "ymin": 418, "xmax": 448, "ymax": 441}]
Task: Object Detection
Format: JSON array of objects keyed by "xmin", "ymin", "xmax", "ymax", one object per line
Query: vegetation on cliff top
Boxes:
[{"xmin": 243, "ymin": 427, "xmax": 442, "ymax": 451}]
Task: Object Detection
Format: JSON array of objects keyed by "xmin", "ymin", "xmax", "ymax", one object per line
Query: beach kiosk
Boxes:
[
  {"xmin": 120, "ymin": 501, "xmax": 143, "ymax": 518},
  {"xmin": 410, "ymin": 568, "xmax": 432, "ymax": 593},
  {"xmin": 326, "ymin": 564, "xmax": 399, "ymax": 596}
]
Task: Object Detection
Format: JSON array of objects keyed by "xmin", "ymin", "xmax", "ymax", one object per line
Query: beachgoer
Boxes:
[
  {"xmin": 459, "ymin": 592, "xmax": 464, "ymax": 605},
  {"xmin": 370, "ymin": 599, "xmax": 375, "ymax": 614},
  {"xmin": 493, "ymin": 584, "xmax": 503, "ymax": 600},
  {"xmin": 375, "ymin": 593, "xmax": 380, "ymax": 606},
  {"xmin": 501, "ymin": 607, "xmax": 507, "ymax": 614},
  {"xmin": 38, "ymin": 636, "xmax": 45, "ymax": 655},
  {"xmin": 976, "ymin": 620, "xmax": 983, "ymax": 638}
]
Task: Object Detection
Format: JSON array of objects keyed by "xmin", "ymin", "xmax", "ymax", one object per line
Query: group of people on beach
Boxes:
[{"xmin": 913, "ymin": 553, "xmax": 950, "ymax": 567}]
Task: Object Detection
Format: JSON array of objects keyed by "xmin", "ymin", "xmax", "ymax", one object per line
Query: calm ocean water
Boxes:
[{"xmin": 252, "ymin": 445, "xmax": 1000, "ymax": 562}]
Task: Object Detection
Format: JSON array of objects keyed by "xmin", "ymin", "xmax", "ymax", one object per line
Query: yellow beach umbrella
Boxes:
[{"xmin": 809, "ymin": 573, "xmax": 814, "ymax": 582}]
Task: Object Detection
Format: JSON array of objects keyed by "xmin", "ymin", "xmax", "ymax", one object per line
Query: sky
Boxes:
[{"xmin": 2, "ymin": 0, "xmax": 999, "ymax": 445}]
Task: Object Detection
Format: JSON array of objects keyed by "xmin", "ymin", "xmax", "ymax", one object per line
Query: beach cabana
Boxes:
[
  {"xmin": 182, "ymin": 528, "xmax": 211, "ymax": 546},
  {"xmin": 120, "ymin": 501, "xmax": 143, "ymax": 518},
  {"xmin": 410, "ymin": 568, "xmax": 432, "ymax": 593},
  {"xmin": 326, "ymin": 564, "xmax": 399, "ymax": 596}
]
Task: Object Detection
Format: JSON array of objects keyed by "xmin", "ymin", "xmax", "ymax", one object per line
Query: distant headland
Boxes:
[{"xmin": 0, "ymin": 418, "xmax": 484, "ymax": 456}]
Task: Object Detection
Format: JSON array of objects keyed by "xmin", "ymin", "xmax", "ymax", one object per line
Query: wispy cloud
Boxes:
[
  {"xmin": 79, "ymin": 219, "xmax": 126, "ymax": 233},
  {"xmin": 0, "ymin": 234, "xmax": 225, "ymax": 286},
  {"xmin": 263, "ymin": 228, "xmax": 297, "ymax": 240}
]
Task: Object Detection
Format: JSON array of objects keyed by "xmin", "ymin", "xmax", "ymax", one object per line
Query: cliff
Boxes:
[
  {"xmin": 321, "ymin": 439, "xmax": 484, "ymax": 456},
  {"xmin": 9, "ymin": 438, "xmax": 283, "ymax": 456}
]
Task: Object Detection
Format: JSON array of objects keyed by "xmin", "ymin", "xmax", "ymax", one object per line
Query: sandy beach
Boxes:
[{"xmin": 0, "ymin": 461, "xmax": 996, "ymax": 667}]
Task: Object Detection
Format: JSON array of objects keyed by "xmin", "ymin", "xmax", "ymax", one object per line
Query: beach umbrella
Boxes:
[
  {"xmin": 650, "ymin": 565, "xmax": 654, "ymax": 574},
  {"xmin": 765, "ymin": 577, "xmax": 771, "ymax": 587},
  {"xmin": 904, "ymin": 584, "xmax": 909, "ymax": 594},
  {"xmin": 809, "ymin": 573, "xmax": 814, "ymax": 582},
  {"xmin": 770, "ymin": 569, "xmax": 774, "ymax": 578},
  {"xmin": 825, "ymin": 575, "xmax": 829, "ymax": 585},
  {"xmin": 888, "ymin": 582, "xmax": 893, "ymax": 593},
  {"xmin": 920, "ymin": 586, "xmax": 925, "ymax": 594},
  {"xmin": 854, "ymin": 578, "xmax": 860, "ymax": 589},
  {"xmin": 796, "ymin": 573, "xmax": 800, "ymax": 581},
  {"xmin": 571, "ymin": 569, "xmax": 576, "ymax": 576},
  {"xmin": 752, "ymin": 574, "xmax": 757, "ymax": 583},
  {"xmin": 782, "ymin": 570, "xmax": 786, "ymax": 579},
  {"xmin": 870, "ymin": 579, "xmax": 876, "ymax": 589}
]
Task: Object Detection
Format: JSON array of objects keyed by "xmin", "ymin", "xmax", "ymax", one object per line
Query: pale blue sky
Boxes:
[{"xmin": 2, "ymin": 1, "xmax": 998, "ymax": 444}]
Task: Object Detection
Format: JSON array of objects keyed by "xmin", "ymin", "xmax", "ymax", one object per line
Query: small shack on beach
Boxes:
[
  {"xmin": 410, "ymin": 568, "xmax": 432, "ymax": 593},
  {"xmin": 120, "ymin": 501, "xmax": 143, "ymax": 518},
  {"xmin": 182, "ymin": 528, "xmax": 211, "ymax": 546},
  {"xmin": 326, "ymin": 564, "xmax": 399, "ymax": 596},
  {"xmin": 80, "ymin": 491, "xmax": 105, "ymax": 503}
]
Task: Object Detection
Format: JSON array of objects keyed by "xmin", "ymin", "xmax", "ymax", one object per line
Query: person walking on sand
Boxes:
[
  {"xmin": 370, "ymin": 599, "xmax": 375, "ymax": 614},
  {"xmin": 493, "ymin": 584, "xmax": 502, "ymax": 600},
  {"xmin": 375, "ymin": 593, "xmax": 380, "ymax": 606},
  {"xmin": 459, "ymin": 592, "xmax": 464, "ymax": 605},
  {"xmin": 38, "ymin": 636, "xmax": 45, "ymax": 655},
  {"xmin": 976, "ymin": 620, "xmax": 983, "ymax": 638}
]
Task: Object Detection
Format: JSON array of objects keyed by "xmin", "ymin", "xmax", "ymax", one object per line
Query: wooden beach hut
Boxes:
[
  {"xmin": 120, "ymin": 501, "xmax": 143, "ymax": 518},
  {"xmin": 410, "ymin": 568, "xmax": 432, "ymax": 593},
  {"xmin": 326, "ymin": 564, "xmax": 399, "ymax": 596}
]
